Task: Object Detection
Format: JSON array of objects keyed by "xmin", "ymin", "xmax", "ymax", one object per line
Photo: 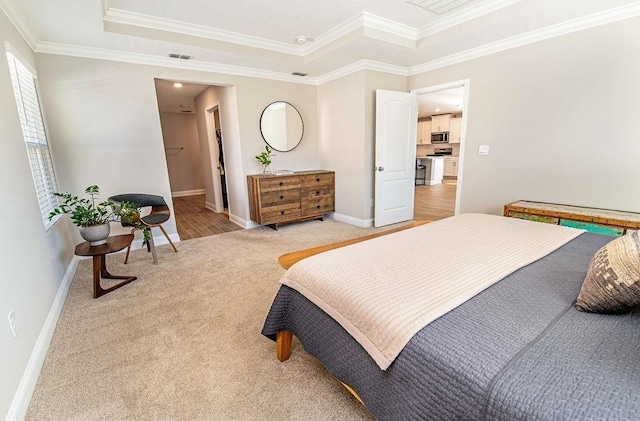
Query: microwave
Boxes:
[{"xmin": 431, "ymin": 132, "xmax": 449, "ymax": 143}]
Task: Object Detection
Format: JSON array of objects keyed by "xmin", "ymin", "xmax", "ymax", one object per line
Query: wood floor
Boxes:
[
  {"xmin": 172, "ymin": 194, "xmax": 242, "ymax": 241},
  {"xmin": 414, "ymin": 178, "xmax": 457, "ymax": 221},
  {"xmin": 173, "ymin": 181, "xmax": 455, "ymax": 240}
]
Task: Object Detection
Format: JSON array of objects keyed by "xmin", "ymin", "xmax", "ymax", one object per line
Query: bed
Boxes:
[{"xmin": 262, "ymin": 214, "xmax": 640, "ymax": 420}]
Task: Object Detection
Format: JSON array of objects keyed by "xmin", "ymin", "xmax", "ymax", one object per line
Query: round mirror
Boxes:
[{"xmin": 259, "ymin": 101, "xmax": 304, "ymax": 152}]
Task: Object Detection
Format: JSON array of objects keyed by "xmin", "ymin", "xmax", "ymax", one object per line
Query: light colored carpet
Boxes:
[{"xmin": 25, "ymin": 220, "xmax": 390, "ymax": 420}]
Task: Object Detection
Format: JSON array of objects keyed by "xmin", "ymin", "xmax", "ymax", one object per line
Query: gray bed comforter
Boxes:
[{"xmin": 262, "ymin": 232, "xmax": 640, "ymax": 420}]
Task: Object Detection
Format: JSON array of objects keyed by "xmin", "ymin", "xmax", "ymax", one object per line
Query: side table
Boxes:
[{"xmin": 75, "ymin": 234, "xmax": 137, "ymax": 298}]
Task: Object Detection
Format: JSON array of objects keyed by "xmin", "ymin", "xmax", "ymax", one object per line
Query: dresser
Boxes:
[{"xmin": 247, "ymin": 170, "xmax": 335, "ymax": 229}]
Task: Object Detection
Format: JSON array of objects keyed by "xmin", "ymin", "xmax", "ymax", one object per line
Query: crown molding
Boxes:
[
  {"xmin": 416, "ymin": 0, "xmax": 524, "ymax": 38},
  {"xmin": 35, "ymin": 42, "xmax": 317, "ymax": 85},
  {"xmin": 103, "ymin": 7, "xmax": 303, "ymax": 56},
  {"xmin": 0, "ymin": 0, "xmax": 38, "ymax": 50},
  {"xmin": 28, "ymin": 2, "xmax": 640, "ymax": 87},
  {"xmin": 410, "ymin": 1, "xmax": 640, "ymax": 76},
  {"xmin": 300, "ymin": 13, "xmax": 364, "ymax": 56},
  {"xmin": 315, "ymin": 60, "xmax": 408, "ymax": 85},
  {"xmin": 362, "ymin": 12, "xmax": 417, "ymax": 40}
]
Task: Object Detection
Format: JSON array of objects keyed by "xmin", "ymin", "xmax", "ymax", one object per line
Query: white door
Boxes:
[{"xmin": 374, "ymin": 89, "xmax": 418, "ymax": 227}]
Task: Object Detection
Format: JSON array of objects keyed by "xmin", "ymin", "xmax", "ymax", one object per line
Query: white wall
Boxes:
[
  {"xmin": 0, "ymin": 10, "xmax": 76, "ymax": 420},
  {"xmin": 159, "ymin": 112, "xmax": 204, "ymax": 194},
  {"xmin": 409, "ymin": 16, "xmax": 640, "ymax": 215}
]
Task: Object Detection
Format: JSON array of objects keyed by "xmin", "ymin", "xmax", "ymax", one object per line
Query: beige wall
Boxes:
[
  {"xmin": 0, "ymin": 10, "xmax": 75, "ymax": 420},
  {"xmin": 318, "ymin": 70, "xmax": 407, "ymax": 225},
  {"xmin": 318, "ymin": 72, "xmax": 367, "ymax": 223},
  {"xmin": 159, "ymin": 113, "xmax": 204, "ymax": 194},
  {"xmin": 35, "ymin": 54, "xmax": 320, "ymax": 228},
  {"xmin": 193, "ymin": 85, "xmax": 242, "ymax": 215},
  {"xmin": 409, "ymin": 17, "xmax": 640, "ymax": 215}
]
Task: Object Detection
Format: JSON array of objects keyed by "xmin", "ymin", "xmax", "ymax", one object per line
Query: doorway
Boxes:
[
  {"xmin": 155, "ymin": 79, "xmax": 242, "ymax": 240},
  {"xmin": 412, "ymin": 80, "xmax": 469, "ymax": 221}
]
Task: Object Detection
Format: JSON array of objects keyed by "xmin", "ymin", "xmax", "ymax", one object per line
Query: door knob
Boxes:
[{"xmin": 377, "ymin": 167, "xmax": 384, "ymax": 171}]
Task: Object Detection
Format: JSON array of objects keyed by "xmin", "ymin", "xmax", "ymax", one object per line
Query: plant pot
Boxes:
[{"xmin": 79, "ymin": 223, "xmax": 110, "ymax": 246}]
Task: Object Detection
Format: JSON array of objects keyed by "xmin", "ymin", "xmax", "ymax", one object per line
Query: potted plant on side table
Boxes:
[{"xmin": 48, "ymin": 185, "xmax": 149, "ymax": 246}]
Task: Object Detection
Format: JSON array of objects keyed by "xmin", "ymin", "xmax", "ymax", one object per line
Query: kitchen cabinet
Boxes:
[
  {"xmin": 449, "ymin": 117, "xmax": 462, "ymax": 144},
  {"xmin": 443, "ymin": 157, "xmax": 459, "ymax": 177},
  {"xmin": 416, "ymin": 120, "xmax": 431, "ymax": 145},
  {"xmin": 430, "ymin": 114, "xmax": 451, "ymax": 133}
]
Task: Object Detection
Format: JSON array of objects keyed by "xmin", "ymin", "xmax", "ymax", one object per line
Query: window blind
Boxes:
[{"xmin": 6, "ymin": 51, "xmax": 59, "ymax": 230}]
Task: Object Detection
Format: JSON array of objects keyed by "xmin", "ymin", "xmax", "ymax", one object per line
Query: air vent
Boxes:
[
  {"xmin": 292, "ymin": 72, "xmax": 308, "ymax": 77},
  {"xmin": 406, "ymin": 0, "xmax": 472, "ymax": 15},
  {"xmin": 180, "ymin": 110, "xmax": 192, "ymax": 113},
  {"xmin": 168, "ymin": 53, "xmax": 193, "ymax": 60}
]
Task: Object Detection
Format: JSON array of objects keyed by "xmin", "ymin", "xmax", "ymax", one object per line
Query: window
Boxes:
[{"xmin": 6, "ymin": 50, "xmax": 59, "ymax": 229}]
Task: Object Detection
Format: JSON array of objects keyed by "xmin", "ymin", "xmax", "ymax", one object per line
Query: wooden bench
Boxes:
[{"xmin": 504, "ymin": 200, "xmax": 640, "ymax": 236}]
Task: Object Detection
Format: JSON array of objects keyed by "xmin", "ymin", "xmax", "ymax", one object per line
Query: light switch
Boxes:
[{"xmin": 478, "ymin": 145, "xmax": 490, "ymax": 156}]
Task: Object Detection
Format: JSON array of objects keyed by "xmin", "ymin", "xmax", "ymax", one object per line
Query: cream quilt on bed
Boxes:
[{"xmin": 280, "ymin": 213, "xmax": 584, "ymax": 370}]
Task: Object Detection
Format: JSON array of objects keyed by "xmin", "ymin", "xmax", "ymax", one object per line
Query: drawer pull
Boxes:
[
  {"xmin": 316, "ymin": 191, "xmax": 320, "ymax": 195},
  {"xmin": 280, "ymin": 195, "xmax": 284, "ymax": 200},
  {"xmin": 317, "ymin": 205, "xmax": 321, "ymax": 209},
  {"xmin": 281, "ymin": 211, "xmax": 285, "ymax": 215},
  {"xmin": 316, "ymin": 178, "xmax": 320, "ymax": 182},
  {"xmin": 279, "ymin": 181, "xmax": 284, "ymax": 186}
]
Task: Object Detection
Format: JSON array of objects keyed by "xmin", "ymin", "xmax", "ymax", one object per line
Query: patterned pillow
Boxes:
[{"xmin": 576, "ymin": 231, "xmax": 640, "ymax": 313}]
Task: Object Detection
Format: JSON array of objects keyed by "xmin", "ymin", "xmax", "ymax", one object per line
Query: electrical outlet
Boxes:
[{"xmin": 8, "ymin": 311, "xmax": 17, "ymax": 338}]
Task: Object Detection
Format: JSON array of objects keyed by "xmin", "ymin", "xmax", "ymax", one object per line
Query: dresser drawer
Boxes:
[
  {"xmin": 301, "ymin": 172, "xmax": 334, "ymax": 187},
  {"xmin": 301, "ymin": 187, "xmax": 334, "ymax": 201},
  {"xmin": 260, "ymin": 177, "xmax": 301, "ymax": 192},
  {"xmin": 261, "ymin": 204, "xmax": 301, "ymax": 225},
  {"xmin": 301, "ymin": 197, "xmax": 335, "ymax": 216},
  {"xmin": 261, "ymin": 189, "xmax": 300, "ymax": 207}
]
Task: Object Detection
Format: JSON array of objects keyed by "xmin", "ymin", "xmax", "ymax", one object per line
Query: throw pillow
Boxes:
[{"xmin": 576, "ymin": 230, "xmax": 640, "ymax": 313}]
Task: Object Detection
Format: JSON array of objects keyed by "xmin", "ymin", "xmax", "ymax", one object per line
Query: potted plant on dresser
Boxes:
[{"xmin": 48, "ymin": 185, "xmax": 146, "ymax": 246}]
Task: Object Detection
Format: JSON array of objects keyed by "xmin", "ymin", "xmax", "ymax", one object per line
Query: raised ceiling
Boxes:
[{"xmin": 3, "ymin": 0, "xmax": 640, "ymax": 83}]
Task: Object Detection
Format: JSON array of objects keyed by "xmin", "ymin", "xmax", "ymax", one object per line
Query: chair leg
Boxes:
[
  {"xmin": 124, "ymin": 244, "xmax": 132, "ymax": 264},
  {"xmin": 158, "ymin": 225, "xmax": 178, "ymax": 253},
  {"xmin": 148, "ymin": 229, "xmax": 158, "ymax": 265},
  {"xmin": 124, "ymin": 227, "xmax": 138, "ymax": 264}
]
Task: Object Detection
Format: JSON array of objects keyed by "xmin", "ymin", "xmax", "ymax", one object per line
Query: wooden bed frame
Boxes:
[{"xmin": 274, "ymin": 220, "xmax": 430, "ymax": 403}]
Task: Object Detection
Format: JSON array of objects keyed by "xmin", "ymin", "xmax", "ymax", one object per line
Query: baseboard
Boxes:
[
  {"xmin": 171, "ymin": 189, "xmax": 205, "ymax": 198},
  {"xmin": 130, "ymin": 232, "xmax": 181, "ymax": 250},
  {"xmin": 326, "ymin": 213, "xmax": 373, "ymax": 228},
  {"xmin": 204, "ymin": 201, "xmax": 216, "ymax": 212},
  {"xmin": 6, "ymin": 255, "xmax": 80, "ymax": 421},
  {"xmin": 228, "ymin": 213, "xmax": 257, "ymax": 229}
]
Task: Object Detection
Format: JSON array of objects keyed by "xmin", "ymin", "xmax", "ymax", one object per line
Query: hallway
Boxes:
[
  {"xmin": 172, "ymin": 195, "xmax": 242, "ymax": 240},
  {"xmin": 414, "ymin": 178, "xmax": 457, "ymax": 221}
]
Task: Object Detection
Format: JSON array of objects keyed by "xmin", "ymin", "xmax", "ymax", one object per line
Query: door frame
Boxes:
[
  {"xmin": 204, "ymin": 102, "xmax": 227, "ymax": 213},
  {"xmin": 411, "ymin": 79, "xmax": 470, "ymax": 216}
]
